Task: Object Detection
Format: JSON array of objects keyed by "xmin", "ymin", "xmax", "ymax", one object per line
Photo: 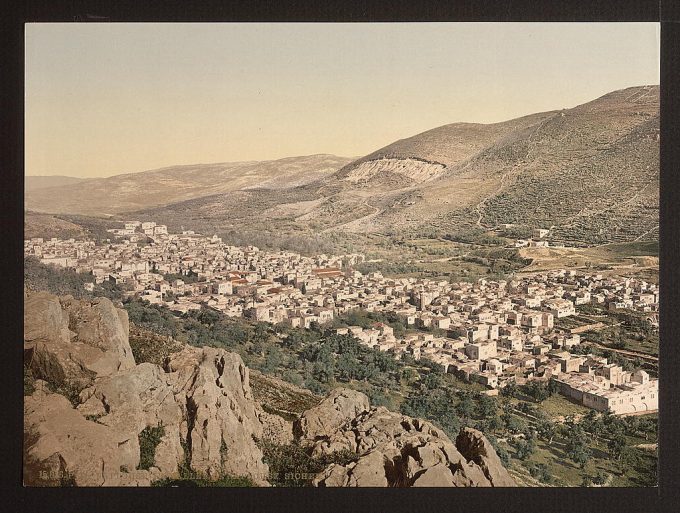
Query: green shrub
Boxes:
[
  {"xmin": 258, "ymin": 439, "xmax": 358, "ymax": 487},
  {"xmin": 137, "ymin": 425, "xmax": 165, "ymax": 470}
]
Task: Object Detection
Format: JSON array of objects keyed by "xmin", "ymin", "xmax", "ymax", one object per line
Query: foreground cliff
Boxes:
[
  {"xmin": 23, "ymin": 291, "xmax": 269, "ymax": 486},
  {"xmin": 23, "ymin": 291, "xmax": 515, "ymax": 487}
]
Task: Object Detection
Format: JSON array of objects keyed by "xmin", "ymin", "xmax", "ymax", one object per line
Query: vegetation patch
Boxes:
[
  {"xmin": 137, "ymin": 425, "xmax": 165, "ymax": 471},
  {"xmin": 258, "ymin": 439, "xmax": 358, "ymax": 487}
]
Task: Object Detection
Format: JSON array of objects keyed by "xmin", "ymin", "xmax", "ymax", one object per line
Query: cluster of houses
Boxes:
[
  {"xmin": 513, "ymin": 227, "xmax": 553, "ymax": 248},
  {"xmin": 25, "ymin": 221, "xmax": 659, "ymax": 414}
]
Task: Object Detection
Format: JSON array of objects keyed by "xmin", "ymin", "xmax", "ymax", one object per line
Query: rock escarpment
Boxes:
[
  {"xmin": 295, "ymin": 388, "xmax": 516, "ymax": 487},
  {"xmin": 339, "ymin": 158, "xmax": 446, "ymax": 186},
  {"xmin": 23, "ymin": 292, "xmax": 269, "ymax": 486}
]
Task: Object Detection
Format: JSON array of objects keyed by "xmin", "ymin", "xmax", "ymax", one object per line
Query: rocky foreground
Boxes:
[{"xmin": 23, "ymin": 291, "xmax": 516, "ymax": 487}]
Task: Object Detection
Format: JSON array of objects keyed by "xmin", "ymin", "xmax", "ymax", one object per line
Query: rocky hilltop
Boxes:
[{"xmin": 23, "ymin": 291, "xmax": 515, "ymax": 487}]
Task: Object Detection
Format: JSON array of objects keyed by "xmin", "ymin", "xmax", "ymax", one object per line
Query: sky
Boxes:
[{"xmin": 25, "ymin": 22, "xmax": 660, "ymax": 178}]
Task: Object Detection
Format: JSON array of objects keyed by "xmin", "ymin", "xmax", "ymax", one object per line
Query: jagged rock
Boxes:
[
  {"xmin": 76, "ymin": 362, "xmax": 184, "ymax": 477},
  {"xmin": 60, "ymin": 295, "xmax": 135, "ymax": 374},
  {"xmin": 294, "ymin": 387, "xmax": 370, "ymax": 442},
  {"xmin": 24, "ymin": 297, "xmax": 270, "ymax": 487},
  {"xmin": 24, "ymin": 292, "xmax": 135, "ymax": 388},
  {"xmin": 24, "ymin": 292, "xmax": 71, "ymax": 345},
  {"xmin": 456, "ymin": 427, "xmax": 517, "ymax": 487},
  {"xmin": 305, "ymin": 400, "xmax": 516, "ymax": 487},
  {"xmin": 24, "ymin": 389, "xmax": 151, "ymax": 486},
  {"xmin": 165, "ymin": 346, "xmax": 270, "ymax": 485},
  {"xmin": 411, "ymin": 464, "xmax": 456, "ymax": 487},
  {"xmin": 24, "ymin": 346, "xmax": 270, "ymax": 487}
]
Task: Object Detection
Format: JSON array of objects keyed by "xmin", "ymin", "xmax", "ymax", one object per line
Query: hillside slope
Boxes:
[
  {"xmin": 25, "ymin": 154, "xmax": 353, "ymax": 216},
  {"xmin": 137, "ymin": 85, "xmax": 658, "ymax": 247}
]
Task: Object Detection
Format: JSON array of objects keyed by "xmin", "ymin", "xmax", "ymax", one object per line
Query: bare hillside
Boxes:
[{"xmin": 25, "ymin": 154, "xmax": 353, "ymax": 216}]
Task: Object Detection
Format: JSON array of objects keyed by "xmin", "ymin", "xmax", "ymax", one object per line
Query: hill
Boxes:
[
  {"xmin": 136, "ymin": 85, "xmax": 658, "ymax": 249},
  {"xmin": 24, "ymin": 154, "xmax": 353, "ymax": 216},
  {"xmin": 25, "ymin": 175, "xmax": 88, "ymax": 192},
  {"xmin": 24, "ymin": 211, "xmax": 89, "ymax": 240}
]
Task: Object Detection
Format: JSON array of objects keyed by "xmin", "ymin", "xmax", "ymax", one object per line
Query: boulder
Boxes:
[
  {"xmin": 456, "ymin": 427, "xmax": 517, "ymax": 487},
  {"xmin": 60, "ymin": 296, "xmax": 135, "ymax": 375},
  {"xmin": 24, "ymin": 292, "xmax": 71, "ymax": 345},
  {"xmin": 294, "ymin": 387, "xmax": 370, "ymax": 442},
  {"xmin": 77, "ymin": 362, "xmax": 184, "ymax": 477}
]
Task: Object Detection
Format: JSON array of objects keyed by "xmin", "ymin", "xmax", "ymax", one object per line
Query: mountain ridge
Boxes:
[
  {"xmin": 131, "ymin": 85, "xmax": 658, "ymax": 248},
  {"xmin": 25, "ymin": 154, "xmax": 354, "ymax": 216},
  {"xmin": 26, "ymin": 85, "xmax": 659, "ymax": 249}
]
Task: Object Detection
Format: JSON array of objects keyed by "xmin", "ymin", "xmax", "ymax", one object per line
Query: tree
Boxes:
[
  {"xmin": 565, "ymin": 427, "xmax": 592, "ymax": 468},
  {"xmin": 513, "ymin": 437, "xmax": 535, "ymax": 460},
  {"xmin": 592, "ymin": 471, "xmax": 608, "ymax": 486},
  {"xmin": 546, "ymin": 377, "xmax": 560, "ymax": 396},
  {"xmin": 501, "ymin": 382, "xmax": 518, "ymax": 398},
  {"xmin": 336, "ymin": 352, "xmax": 359, "ymax": 381},
  {"xmin": 475, "ymin": 393, "xmax": 498, "ymax": 419},
  {"xmin": 487, "ymin": 415, "xmax": 503, "ymax": 433},
  {"xmin": 423, "ymin": 371, "xmax": 443, "ymax": 390},
  {"xmin": 536, "ymin": 418, "xmax": 556, "ymax": 444},
  {"xmin": 505, "ymin": 415, "xmax": 527, "ymax": 435},
  {"xmin": 608, "ymin": 432, "xmax": 627, "ymax": 461},
  {"xmin": 262, "ymin": 346, "xmax": 283, "ymax": 374},
  {"xmin": 456, "ymin": 393, "xmax": 475, "ymax": 420},
  {"xmin": 529, "ymin": 463, "xmax": 551, "ymax": 484}
]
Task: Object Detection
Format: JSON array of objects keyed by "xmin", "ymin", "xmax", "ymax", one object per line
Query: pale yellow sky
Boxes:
[{"xmin": 25, "ymin": 22, "xmax": 659, "ymax": 178}]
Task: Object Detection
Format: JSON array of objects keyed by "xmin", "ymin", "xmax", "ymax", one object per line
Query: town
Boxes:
[{"xmin": 24, "ymin": 221, "xmax": 659, "ymax": 415}]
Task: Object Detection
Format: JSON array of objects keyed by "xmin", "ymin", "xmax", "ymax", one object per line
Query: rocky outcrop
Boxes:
[
  {"xmin": 294, "ymin": 387, "xmax": 370, "ymax": 442},
  {"xmin": 456, "ymin": 427, "xmax": 517, "ymax": 487},
  {"xmin": 76, "ymin": 363, "xmax": 185, "ymax": 479},
  {"xmin": 24, "ymin": 345, "xmax": 270, "ymax": 487},
  {"xmin": 23, "ymin": 291, "xmax": 270, "ymax": 487},
  {"xmin": 24, "ymin": 292, "xmax": 71, "ymax": 346},
  {"xmin": 165, "ymin": 346, "xmax": 270, "ymax": 485},
  {"xmin": 24, "ymin": 292, "xmax": 135, "ymax": 388},
  {"xmin": 304, "ymin": 388, "xmax": 516, "ymax": 487},
  {"xmin": 24, "ymin": 382, "xmax": 153, "ymax": 486}
]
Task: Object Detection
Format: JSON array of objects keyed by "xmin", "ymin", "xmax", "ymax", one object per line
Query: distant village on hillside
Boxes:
[{"xmin": 25, "ymin": 220, "xmax": 658, "ymax": 416}]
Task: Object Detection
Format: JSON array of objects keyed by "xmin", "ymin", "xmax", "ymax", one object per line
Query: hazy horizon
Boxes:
[{"xmin": 26, "ymin": 22, "xmax": 659, "ymax": 178}]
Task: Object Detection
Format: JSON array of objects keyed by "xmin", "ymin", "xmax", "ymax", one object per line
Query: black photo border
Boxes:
[{"xmin": 1, "ymin": 1, "xmax": 678, "ymax": 512}]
